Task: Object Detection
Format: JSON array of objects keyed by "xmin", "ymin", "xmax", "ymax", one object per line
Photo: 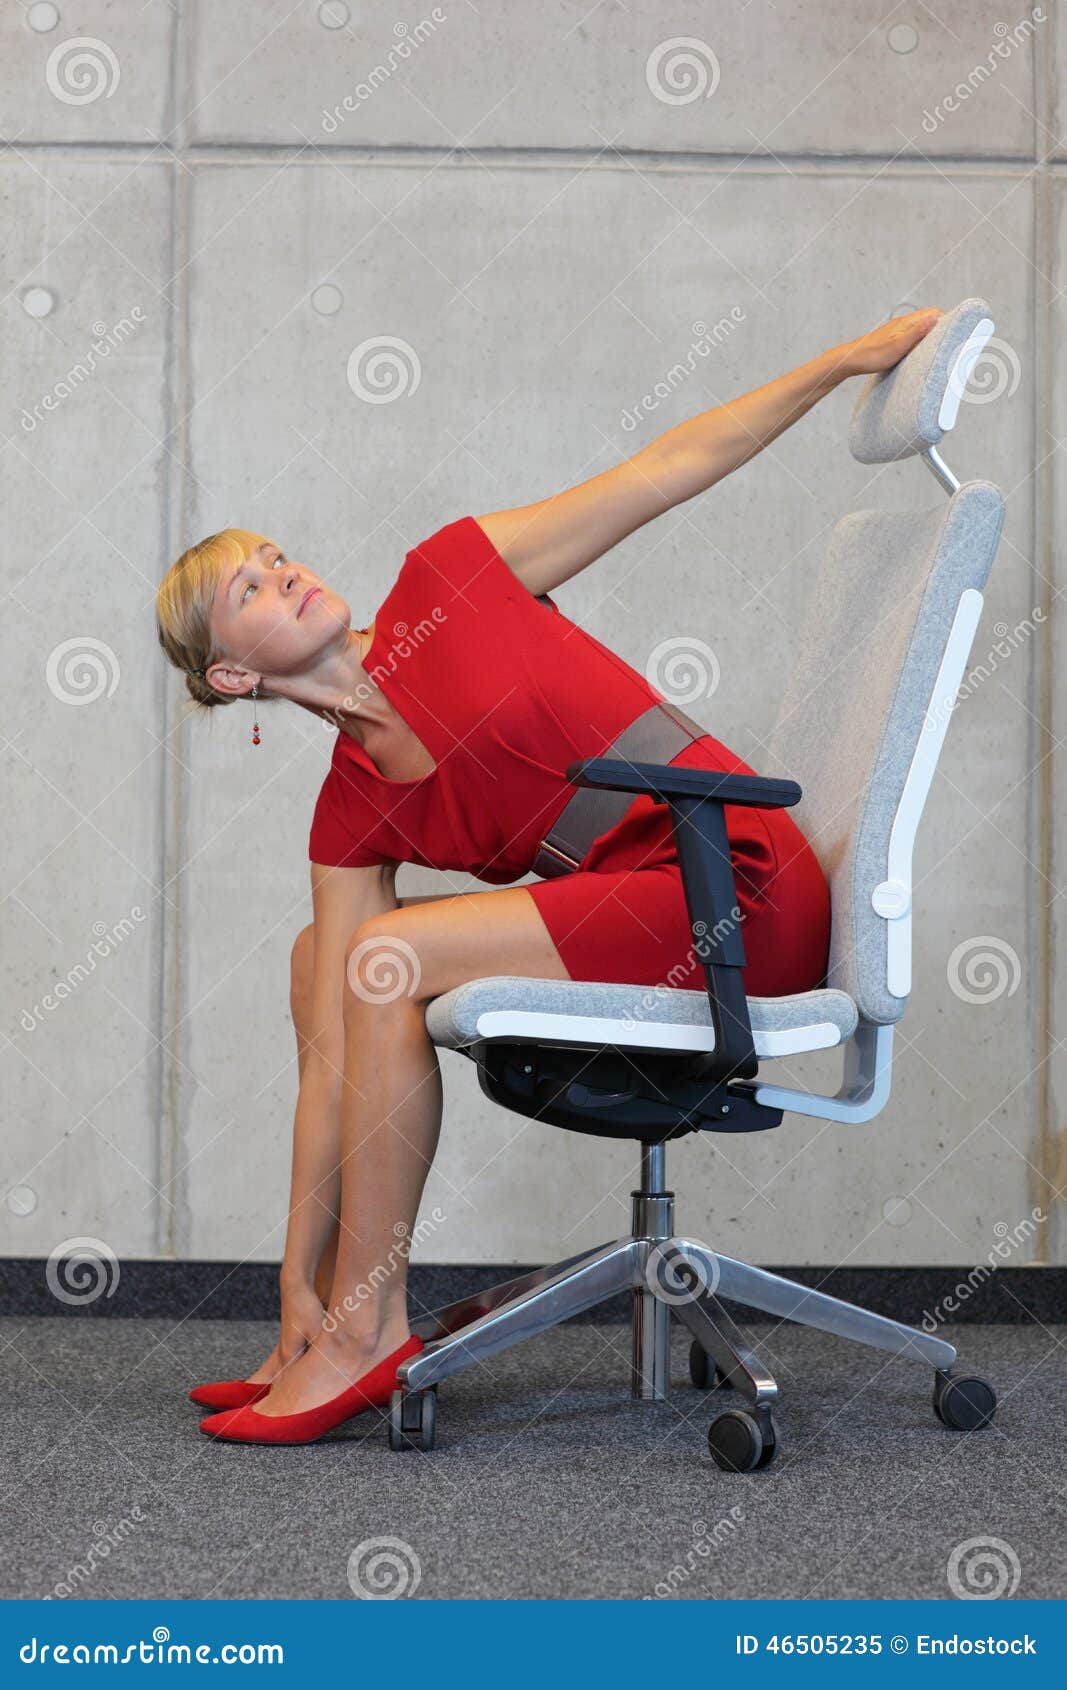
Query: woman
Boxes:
[{"xmin": 155, "ymin": 307, "xmax": 942, "ymax": 1446}]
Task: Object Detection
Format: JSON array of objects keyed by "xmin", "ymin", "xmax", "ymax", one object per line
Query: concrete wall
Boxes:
[{"xmin": 2, "ymin": 1, "xmax": 1058, "ymax": 1272}]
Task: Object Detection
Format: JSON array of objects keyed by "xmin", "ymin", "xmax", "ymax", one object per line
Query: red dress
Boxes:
[{"xmin": 308, "ymin": 516, "xmax": 831, "ymax": 997}]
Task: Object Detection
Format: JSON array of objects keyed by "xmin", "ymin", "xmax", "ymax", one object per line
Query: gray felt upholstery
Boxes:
[
  {"xmin": 425, "ymin": 975, "xmax": 859, "ymax": 1056},
  {"xmin": 766, "ymin": 481, "xmax": 1004, "ymax": 1025}
]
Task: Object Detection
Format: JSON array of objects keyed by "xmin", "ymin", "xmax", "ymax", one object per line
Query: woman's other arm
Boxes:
[{"xmin": 278, "ymin": 861, "xmax": 402, "ymax": 1304}]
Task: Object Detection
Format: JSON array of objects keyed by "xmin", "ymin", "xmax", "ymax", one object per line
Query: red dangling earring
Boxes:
[{"xmin": 251, "ymin": 681, "xmax": 260, "ymax": 746}]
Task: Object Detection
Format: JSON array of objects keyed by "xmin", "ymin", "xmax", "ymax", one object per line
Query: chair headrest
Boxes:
[{"xmin": 848, "ymin": 296, "xmax": 995, "ymax": 464}]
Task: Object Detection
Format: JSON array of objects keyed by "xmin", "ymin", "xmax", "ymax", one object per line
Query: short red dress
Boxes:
[{"xmin": 308, "ymin": 516, "xmax": 831, "ymax": 997}]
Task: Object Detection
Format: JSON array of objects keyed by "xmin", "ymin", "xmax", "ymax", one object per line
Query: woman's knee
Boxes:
[{"xmin": 343, "ymin": 914, "xmax": 425, "ymax": 1010}]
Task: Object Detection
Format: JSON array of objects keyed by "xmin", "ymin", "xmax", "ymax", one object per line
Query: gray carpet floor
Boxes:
[{"xmin": 1, "ymin": 1316, "xmax": 1063, "ymax": 1601}]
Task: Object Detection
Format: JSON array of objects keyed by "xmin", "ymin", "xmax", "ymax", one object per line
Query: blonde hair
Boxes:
[{"xmin": 156, "ymin": 527, "xmax": 278, "ymax": 712}]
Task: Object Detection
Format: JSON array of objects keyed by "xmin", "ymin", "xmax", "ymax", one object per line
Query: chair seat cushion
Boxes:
[{"xmin": 424, "ymin": 976, "xmax": 859, "ymax": 1060}]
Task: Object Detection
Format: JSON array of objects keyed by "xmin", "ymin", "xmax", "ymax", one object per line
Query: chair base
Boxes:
[{"xmin": 400, "ymin": 1147, "xmax": 963, "ymax": 1433}]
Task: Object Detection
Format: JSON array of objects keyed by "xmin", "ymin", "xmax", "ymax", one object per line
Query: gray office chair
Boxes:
[{"xmin": 392, "ymin": 297, "xmax": 1006, "ymax": 1473}]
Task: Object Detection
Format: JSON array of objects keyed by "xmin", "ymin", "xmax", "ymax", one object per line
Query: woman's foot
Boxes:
[
  {"xmin": 198, "ymin": 1332, "xmax": 424, "ymax": 1445},
  {"xmin": 252, "ymin": 1320, "xmax": 412, "ymax": 1418}
]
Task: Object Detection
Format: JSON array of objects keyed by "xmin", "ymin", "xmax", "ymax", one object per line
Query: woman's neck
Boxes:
[
  {"xmin": 263, "ymin": 623, "xmax": 385, "ymax": 740},
  {"xmin": 325, "ymin": 624, "xmax": 387, "ymax": 742}
]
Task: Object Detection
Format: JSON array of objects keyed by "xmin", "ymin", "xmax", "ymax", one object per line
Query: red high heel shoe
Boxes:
[
  {"xmin": 198, "ymin": 1334, "xmax": 425, "ymax": 1445},
  {"xmin": 188, "ymin": 1378, "xmax": 271, "ymax": 1411}
]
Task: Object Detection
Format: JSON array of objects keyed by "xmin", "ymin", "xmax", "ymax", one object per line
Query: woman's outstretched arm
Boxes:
[{"xmin": 477, "ymin": 306, "xmax": 943, "ymax": 598}]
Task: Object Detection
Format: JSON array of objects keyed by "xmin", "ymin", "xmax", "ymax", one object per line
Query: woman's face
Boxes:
[{"xmin": 208, "ymin": 538, "xmax": 350, "ymax": 683}]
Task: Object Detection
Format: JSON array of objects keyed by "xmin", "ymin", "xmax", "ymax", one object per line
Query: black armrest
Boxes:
[
  {"xmin": 563, "ymin": 757, "xmax": 802, "ymax": 1083},
  {"xmin": 564, "ymin": 757, "xmax": 800, "ymax": 810}
]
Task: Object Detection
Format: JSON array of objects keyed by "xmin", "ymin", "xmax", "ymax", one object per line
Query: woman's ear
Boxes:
[{"xmin": 206, "ymin": 664, "xmax": 256, "ymax": 700}]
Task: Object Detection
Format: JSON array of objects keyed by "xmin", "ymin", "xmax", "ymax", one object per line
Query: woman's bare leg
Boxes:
[
  {"xmin": 255, "ymin": 886, "xmax": 569, "ymax": 1416},
  {"xmin": 245, "ymin": 896, "xmax": 466, "ymax": 1383}
]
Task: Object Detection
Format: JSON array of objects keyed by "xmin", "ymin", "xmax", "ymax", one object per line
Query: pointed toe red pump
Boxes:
[
  {"xmin": 198, "ymin": 1334, "xmax": 425, "ymax": 1445},
  {"xmin": 188, "ymin": 1378, "xmax": 272, "ymax": 1411}
]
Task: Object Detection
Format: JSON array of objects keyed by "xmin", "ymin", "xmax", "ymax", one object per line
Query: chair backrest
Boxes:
[{"xmin": 765, "ymin": 299, "xmax": 1006, "ymax": 1027}]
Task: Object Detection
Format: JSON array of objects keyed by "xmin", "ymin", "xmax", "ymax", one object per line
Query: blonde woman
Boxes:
[{"xmin": 155, "ymin": 307, "xmax": 941, "ymax": 1445}]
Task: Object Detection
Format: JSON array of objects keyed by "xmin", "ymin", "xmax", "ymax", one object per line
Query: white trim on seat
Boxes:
[
  {"xmin": 425, "ymin": 977, "xmax": 860, "ymax": 1061},
  {"xmin": 473, "ymin": 1008, "xmax": 846, "ymax": 1059}
]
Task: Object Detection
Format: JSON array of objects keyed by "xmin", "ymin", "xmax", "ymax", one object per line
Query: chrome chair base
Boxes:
[{"xmin": 401, "ymin": 1145, "xmax": 957, "ymax": 1414}]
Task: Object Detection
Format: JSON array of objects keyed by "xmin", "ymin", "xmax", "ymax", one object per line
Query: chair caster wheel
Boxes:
[
  {"xmin": 388, "ymin": 1386, "xmax": 437, "ymax": 1451},
  {"xmin": 932, "ymin": 1369, "xmax": 997, "ymax": 1431},
  {"xmin": 707, "ymin": 1405, "xmax": 777, "ymax": 1472},
  {"xmin": 689, "ymin": 1339, "xmax": 730, "ymax": 1391}
]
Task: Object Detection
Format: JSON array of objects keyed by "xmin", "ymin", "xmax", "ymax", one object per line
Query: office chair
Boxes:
[{"xmin": 392, "ymin": 296, "xmax": 1006, "ymax": 1473}]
